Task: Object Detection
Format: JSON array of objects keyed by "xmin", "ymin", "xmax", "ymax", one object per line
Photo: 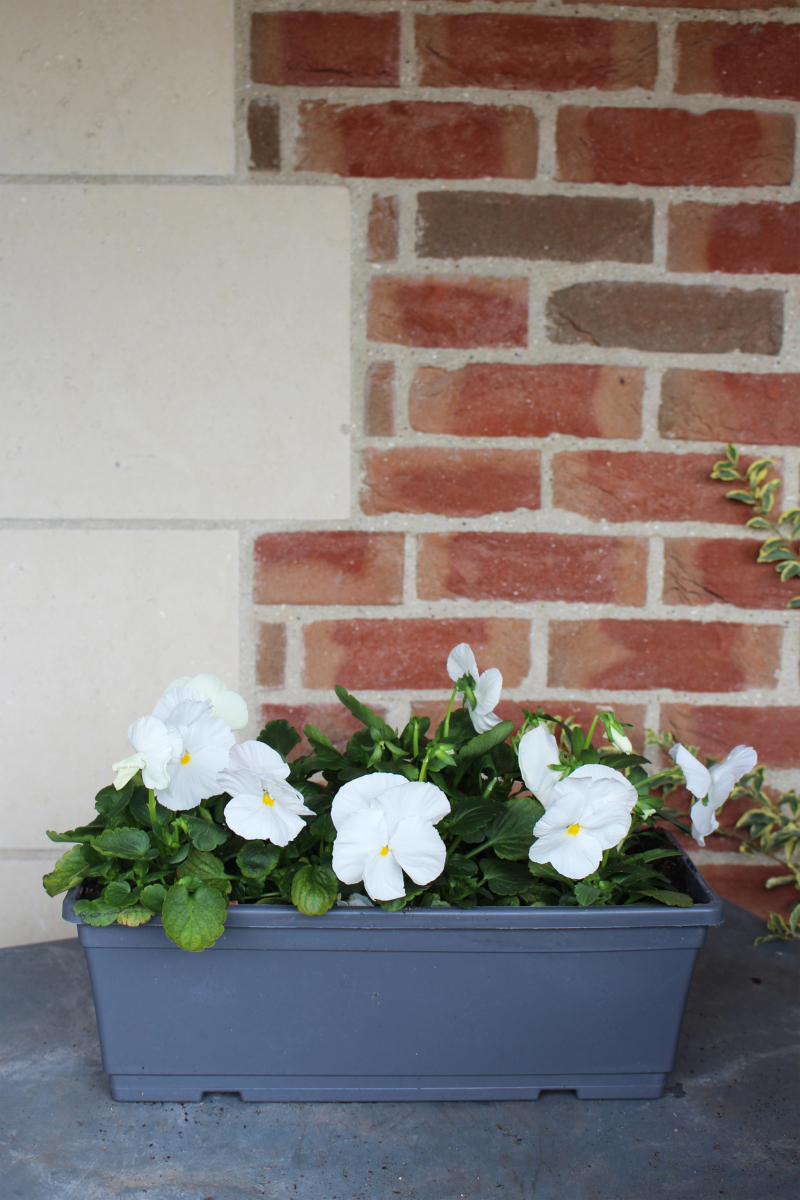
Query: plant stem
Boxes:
[
  {"xmin": 585, "ymin": 715, "xmax": 599, "ymax": 748},
  {"xmin": 443, "ymin": 685, "xmax": 458, "ymax": 739}
]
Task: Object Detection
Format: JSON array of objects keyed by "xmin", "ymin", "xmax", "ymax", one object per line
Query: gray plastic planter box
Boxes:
[{"xmin": 62, "ymin": 855, "xmax": 723, "ymax": 1103}]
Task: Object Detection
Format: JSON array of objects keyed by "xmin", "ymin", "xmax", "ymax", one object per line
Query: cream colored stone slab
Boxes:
[
  {"xmin": 0, "ymin": 858, "xmax": 77, "ymax": 948},
  {"xmin": 0, "ymin": 0, "xmax": 234, "ymax": 175},
  {"xmin": 0, "ymin": 529, "xmax": 240, "ymax": 850},
  {"xmin": 0, "ymin": 185, "xmax": 351, "ymax": 519}
]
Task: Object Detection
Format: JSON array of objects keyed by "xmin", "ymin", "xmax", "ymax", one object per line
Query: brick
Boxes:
[
  {"xmin": 548, "ymin": 619, "xmax": 781, "ymax": 692},
  {"xmin": 675, "ymin": 22, "xmax": 800, "ymax": 102},
  {"xmin": 547, "ymin": 282, "xmax": 783, "ymax": 356},
  {"xmin": 661, "ymin": 703, "xmax": 800, "ymax": 770},
  {"xmin": 409, "ymin": 364, "xmax": 643, "ymax": 439},
  {"xmin": 660, "ymin": 371, "xmax": 800, "ymax": 445},
  {"xmin": 667, "ymin": 202, "xmax": 800, "ymax": 275},
  {"xmin": 303, "ymin": 618, "xmax": 531, "ymax": 690},
  {"xmin": 417, "ymin": 532, "xmax": 647, "ymax": 605},
  {"xmin": 693, "ymin": 863, "xmax": 796, "ymax": 924},
  {"xmin": 253, "ymin": 532, "xmax": 404, "ymax": 606},
  {"xmin": 256, "ymin": 623, "xmax": 286, "ymax": 689},
  {"xmin": 556, "ymin": 106, "xmax": 795, "ymax": 188},
  {"xmin": 664, "ymin": 539, "xmax": 800, "ymax": 610},
  {"xmin": 247, "ymin": 99, "xmax": 280, "ymax": 171},
  {"xmin": 364, "ymin": 362, "xmax": 396, "ymax": 437},
  {"xmin": 258, "ymin": 703, "xmax": 389, "ymax": 760},
  {"xmin": 578, "ymin": 0, "xmax": 796, "ymax": 8},
  {"xmin": 416, "ymin": 193, "xmax": 653, "ymax": 264},
  {"xmin": 367, "ymin": 194, "xmax": 399, "ymax": 262},
  {"xmin": 553, "ymin": 450, "xmax": 756, "ymax": 524},
  {"xmin": 411, "ymin": 698, "xmax": 646, "ymax": 752},
  {"xmin": 251, "ymin": 12, "xmax": 400, "ymax": 88},
  {"xmin": 297, "ymin": 100, "xmax": 537, "ymax": 180},
  {"xmin": 415, "ymin": 15, "xmax": 656, "ymax": 92},
  {"xmin": 361, "ymin": 448, "xmax": 540, "ymax": 517},
  {"xmin": 368, "ymin": 275, "xmax": 528, "ymax": 348}
]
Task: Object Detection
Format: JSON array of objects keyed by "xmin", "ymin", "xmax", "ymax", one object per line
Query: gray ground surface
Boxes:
[{"xmin": 1, "ymin": 901, "xmax": 797, "ymax": 1200}]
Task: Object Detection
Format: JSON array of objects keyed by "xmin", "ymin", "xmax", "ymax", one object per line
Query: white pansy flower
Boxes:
[
  {"xmin": 220, "ymin": 740, "xmax": 314, "ymax": 846},
  {"xmin": 446, "ymin": 642, "xmax": 502, "ymax": 734},
  {"xmin": 159, "ymin": 674, "xmax": 248, "ymax": 731},
  {"xmin": 528, "ymin": 764, "xmax": 638, "ymax": 879},
  {"xmin": 155, "ymin": 697, "xmax": 235, "ymax": 812},
  {"xmin": 670, "ymin": 742, "xmax": 758, "ymax": 847},
  {"xmin": 332, "ymin": 775, "xmax": 450, "ymax": 902},
  {"xmin": 112, "ymin": 715, "xmax": 182, "ymax": 791},
  {"xmin": 518, "ymin": 723, "xmax": 563, "ymax": 809}
]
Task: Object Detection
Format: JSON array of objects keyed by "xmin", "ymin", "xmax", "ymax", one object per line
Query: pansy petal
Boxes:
[
  {"xmin": 332, "ymin": 809, "xmax": 388, "ymax": 884},
  {"xmin": 377, "ymin": 781, "xmax": 451, "ymax": 831},
  {"xmin": 223, "ymin": 794, "xmax": 306, "ymax": 845},
  {"xmin": 363, "ymin": 850, "xmax": 406, "ymax": 902},
  {"xmin": 570, "ymin": 763, "xmax": 638, "ymax": 813},
  {"xmin": 262, "ymin": 777, "xmax": 314, "ymax": 816},
  {"xmin": 468, "ymin": 707, "xmax": 502, "ymax": 734},
  {"xmin": 547, "ymin": 829, "xmax": 604, "ymax": 879},
  {"xmin": 518, "ymin": 724, "xmax": 562, "ymax": 809},
  {"xmin": 670, "ymin": 744, "xmax": 712, "ymax": 801},
  {"xmin": 151, "ymin": 688, "xmax": 209, "ymax": 724},
  {"xmin": 388, "ymin": 817, "xmax": 447, "ymax": 886},
  {"xmin": 330, "ymin": 773, "xmax": 407, "ymax": 831},
  {"xmin": 708, "ymin": 745, "xmax": 758, "ymax": 809},
  {"xmin": 123, "ymin": 715, "xmax": 177, "ymax": 790},
  {"xmin": 447, "ymin": 643, "xmax": 478, "ymax": 684},
  {"xmin": 111, "ymin": 753, "xmax": 145, "ymax": 791},
  {"xmin": 224, "ymin": 740, "xmax": 291, "ymax": 783},
  {"xmin": 165, "ymin": 676, "xmax": 191, "ymax": 692},
  {"xmin": 474, "ymin": 668, "xmax": 503, "ymax": 715},
  {"xmin": 690, "ymin": 799, "xmax": 719, "ymax": 848}
]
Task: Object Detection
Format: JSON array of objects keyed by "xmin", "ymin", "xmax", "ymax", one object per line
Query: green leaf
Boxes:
[
  {"xmin": 787, "ymin": 597, "xmax": 800, "ymax": 610},
  {"xmin": 94, "ymin": 778, "xmax": 136, "ymax": 822},
  {"xmin": 479, "ymin": 858, "xmax": 534, "ymax": 896},
  {"xmin": 72, "ymin": 899, "xmax": 121, "ymax": 927},
  {"xmin": 746, "ymin": 516, "xmax": 775, "ymax": 531},
  {"xmin": 486, "ymin": 797, "xmax": 544, "ymax": 860},
  {"xmin": 725, "ymin": 489, "xmax": 756, "ymax": 505},
  {"xmin": 334, "ymin": 685, "xmax": 395, "ymax": 740},
  {"xmin": 90, "ymin": 827, "xmax": 152, "ymax": 860},
  {"xmin": 445, "ymin": 797, "xmax": 505, "ymax": 842},
  {"xmin": 444, "ymin": 854, "xmax": 479, "ymax": 881},
  {"xmin": 165, "ymin": 842, "xmax": 190, "ymax": 865},
  {"xmin": 46, "ymin": 819, "xmax": 106, "ymax": 843},
  {"xmin": 102, "ymin": 881, "xmax": 137, "ymax": 908},
  {"xmin": 634, "ymin": 887, "xmax": 693, "ymax": 908},
  {"xmin": 161, "ymin": 883, "xmax": 227, "ymax": 951},
  {"xmin": 128, "ymin": 787, "xmax": 173, "ymax": 829},
  {"xmin": 291, "ymin": 864, "xmax": 338, "ymax": 916},
  {"xmin": 236, "ymin": 840, "xmax": 281, "ymax": 879},
  {"xmin": 725, "ymin": 444, "xmax": 739, "ymax": 465},
  {"xmin": 308, "ymin": 812, "xmax": 336, "ymax": 844},
  {"xmin": 574, "ymin": 882, "xmax": 603, "ymax": 907},
  {"xmin": 177, "ymin": 847, "xmax": 231, "ymax": 895},
  {"xmin": 757, "ymin": 544, "xmax": 795, "ymax": 563},
  {"xmin": 711, "ymin": 465, "xmax": 740, "ymax": 481},
  {"xmin": 42, "ymin": 845, "xmax": 95, "ymax": 897},
  {"xmin": 257, "ymin": 719, "xmax": 301, "ymax": 760},
  {"xmin": 140, "ymin": 883, "xmax": 167, "ymax": 913},
  {"xmin": 182, "ymin": 815, "xmax": 228, "ymax": 852},
  {"xmin": 778, "ymin": 561, "xmax": 800, "ymax": 581},
  {"xmin": 115, "ymin": 906, "xmax": 154, "ymax": 928},
  {"xmin": 457, "ymin": 721, "xmax": 515, "ymax": 763}
]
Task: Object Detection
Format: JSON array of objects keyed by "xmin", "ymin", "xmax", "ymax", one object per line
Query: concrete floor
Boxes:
[{"xmin": 1, "ymin": 901, "xmax": 797, "ymax": 1200}]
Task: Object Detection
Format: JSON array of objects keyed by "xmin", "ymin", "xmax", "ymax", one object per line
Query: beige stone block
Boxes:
[
  {"xmin": 0, "ymin": 0, "xmax": 234, "ymax": 176},
  {"xmin": 0, "ymin": 185, "xmax": 351, "ymax": 520},
  {"xmin": 0, "ymin": 529, "xmax": 240, "ymax": 850},
  {"xmin": 0, "ymin": 856, "xmax": 77, "ymax": 948}
]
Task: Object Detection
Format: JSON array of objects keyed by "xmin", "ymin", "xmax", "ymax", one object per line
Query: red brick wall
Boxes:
[{"xmin": 245, "ymin": 1, "xmax": 800, "ymax": 919}]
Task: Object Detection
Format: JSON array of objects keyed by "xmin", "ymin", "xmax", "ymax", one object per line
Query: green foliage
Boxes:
[
  {"xmin": 291, "ymin": 864, "xmax": 338, "ymax": 915},
  {"xmin": 711, "ymin": 448, "xmax": 800, "ymax": 608},
  {"xmin": 161, "ymin": 881, "xmax": 227, "ymax": 952}
]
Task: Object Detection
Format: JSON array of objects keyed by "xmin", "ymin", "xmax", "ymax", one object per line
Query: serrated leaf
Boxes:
[
  {"xmin": 115, "ymin": 905, "xmax": 153, "ymax": 928},
  {"xmin": 177, "ymin": 847, "xmax": 231, "ymax": 894},
  {"xmin": 90, "ymin": 827, "xmax": 152, "ymax": 860},
  {"xmin": 574, "ymin": 882, "xmax": 603, "ymax": 907},
  {"xmin": 140, "ymin": 883, "xmax": 167, "ymax": 912},
  {"xmin": 72, "ymin": 899, "xmax": 121, "ymax": 927},
  {"xmin": 291, "ymin": 864, "xmax": 338, "ymax": 915},
  {"xmin": 182, "ymin": 814, "xmax": 228, "ymax": 852},
  {"xmin": 257, "ymin": 719, "xmax": 301, "ymax": 760},
  {"xmin": 102, "ymin": 881, "xmax": 137, "ymax": 908},
  {"xmin": 486, "ymin": 797, "xmax": 544, "ymax": 860},
  {"xmin": 479, "ymin": 858, "xmax": 534, "ymax": 896},
  {"xmin": 457, "ymin": 721, "xmax": 515, "ymax": 763},
  {"xmin": 46, "ymin": 819, "xmax": 106, "ymax": 843},
  {"xmin": 236, "ymin": 840, "xmax": 281, "ymax": 879},
  {"xmin": 308, "ymin": 812, "xmax": 336, "ymax": 844},
  {"xmin": 161, "ymin": 883, "xmax": 227, "ymax": 951},
  {"xmin": 94, "ymin": 778, "xmax": 136, "ymax": 822},
  {"xmin": 634, "ymin": 887, "xmax": 693, "ymax": 908},
  {"xmin": 334, "ymin": 685, "xmax": 395, "ymax": 740},
  {"xmin": 444, "ymin": 853, "xmax": 479, "ymax": 881},
  {"xmin": 445, "ymin": 797, "xmax": 505, "ymax": 842},
  {"xmin": 42, "ymin": 845, "xmax": 95, "ymax": 897}
]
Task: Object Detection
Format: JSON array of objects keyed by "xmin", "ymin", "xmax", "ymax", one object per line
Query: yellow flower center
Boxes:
[
  {"xmin": 180, "ymin": 752, "xmax": 191, "ymax": 766},
  {"xmin": 262, "ymin": 791, "xmax": 275, "ymax": 807},
  {"xmin": 567, "ymin": 823, "xmax": 581, "ymax": 836},
  {"xmin": 379, "ymin": 845, "xmax": 390, "ymax": 857}
]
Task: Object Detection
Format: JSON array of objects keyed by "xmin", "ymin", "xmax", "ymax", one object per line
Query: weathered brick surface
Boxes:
[
  {"xmin": 695, "ymin": 863, "xmax": 797, "ymax": 923},
  {"xmin": 367, "ymin": 194, "xmax": 399, "ymax": 262},
  {"xmin": 251, "ymin": 12, "xmax": 400, "ymax": 88},
  {"xmin": 412, "ymin": 698, "xmax": 646, "ymax": 753},
  {"xmin": 416, "ymin": 193, "xmax": 653, "ymax": 264},
  {"xmin": 578, "ymin": 0, "xmax": 796, "ymax": 7},
  {"xmin": 254, "ymin": 532, "xmax": 404, "ymax": 606},
  {"xmin": 247, "ymin": 99, "xmax": 280, "ymax": 171},
  {"xmin": 675, "ymin": 21, "xmax": 800, "ymax": 102},
  {"xmin": 368, "ymin": 275, "xmax": 528, "ymax": 348},
  {"xmin": 258, "ymin": 703, "xmax": 389, "ymax": 759},
  {"xmin": 415, "ymin": 15, "xmax": 657, "ymax": 92},
  {"xmin": 668, "ymin": 203, "xmax": 800, "ymax": 276},
  {"xmin": 364, "ymin": 362, "xmax": 396, "ymax": 437},
  {"xmin": 659, "ymin": 371, "xmax": 800, "ymax": 444},
  {"xmin": 661, "ymin": 703, "xmax": 800, "ymax": 769},
  {"xmin": 256, "ymin": 623, "xmax": 286, "ymax": 689},
  {"xmin": 297, "ymin": 100, "xmax": 537, "ymax": 179},
  {"xmin": 556, "ymin": 106, "xmax": 796, "ymax": 187},
  {"xmin": 549, "ymin": 620, "xmax": 781, "ymax": 692},
  {"xmin": 553, "ymin": 450, "xmax": 753, "ymax": 524},
  {"xmin": 303, "ymin": 618, "xmax": 531, "ymax": 689},
  {"xmin": 664, "ymin": 538, "xmax": 800, "ymax": 609},
  {"xmin": 417, "ymin": 532, "xmax": 647, "ymax": 605},
  {"xmin": 547, "ymin": 282, "xmax": 783, "ymax": 356},
  {"xmin": 361, "ymin": 448, "xmax": 541, "ymax": 517},
  {"xmin": 409, "ymin": 364, "xmax": 643, "ymax": 439}
]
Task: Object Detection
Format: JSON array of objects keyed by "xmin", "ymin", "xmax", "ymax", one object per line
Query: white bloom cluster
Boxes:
[{"xmin": 670, "ymin": 742, "xmax": 757, "ymax": 846}]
